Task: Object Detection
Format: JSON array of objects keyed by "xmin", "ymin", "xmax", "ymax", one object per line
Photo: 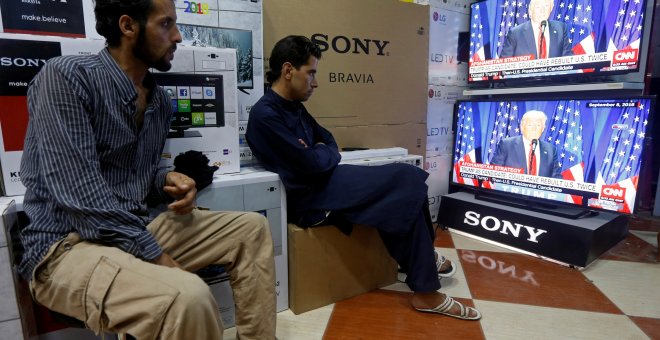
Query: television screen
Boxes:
[
  {"xmin": 153, "ymin": 73, "xmax": 225, "ymax": 134},
  {"xmin": 468, "ymin": 0, "xmax": 649, "ymax": 83},
  {"xmin": 177, "ymin": 24, "xmax": 253, "ymax": 90},
  {"xmin": 451, "ymin": 97, "xmax": 654, "ymax": 214}
]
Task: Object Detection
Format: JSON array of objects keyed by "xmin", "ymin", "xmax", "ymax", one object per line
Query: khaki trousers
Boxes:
[{"xmin": 30, "ymin": 210, "xmax": 276, "ymax": 340}]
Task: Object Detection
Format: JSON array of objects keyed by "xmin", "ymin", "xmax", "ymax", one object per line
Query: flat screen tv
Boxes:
[
  {"xmin": 153, "ymin": 73, "xmax": 225, "ymax": 138},
  {"xmin": 177, "ymin": 24, "xmax": 253, "ymax": 91},
  {"xmin": 451, "ymin": 96, "xmax": 654, "ymax": 215},
  {"xmin": 468, "ymin": 0, "xmax": 651, "ymax": 85}
]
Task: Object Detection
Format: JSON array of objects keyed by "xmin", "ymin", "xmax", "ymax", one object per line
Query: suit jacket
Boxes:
[
  {"xmin": 490, "ymin": 136, "xmax": 562, "ymax": 179},
  {"xmin": 500, "ymin": 20, "xmax": 573, "ymax": 59}
]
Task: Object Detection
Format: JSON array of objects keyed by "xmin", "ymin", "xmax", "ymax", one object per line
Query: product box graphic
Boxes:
[
  {"xmin": 428, "ymin": 0, "xmax": 471, "ymax": 86},
  {"xmin": 175, "ymin": 0, "xmax": 264, "ymax": 122},
  {"xmin": 264, "ymin": 0, "xmax": 428, "ymax": 154},
  {"xmin": 0, "ymin": 0, "xmax": 100, "ymax": 39},
  {"xmin": 158, "ymin": 45, "xmax": 240, "ymax": 174},
  {"xmin": 0, "ymin": 34, "xmax": 105, "ymax": 196}
]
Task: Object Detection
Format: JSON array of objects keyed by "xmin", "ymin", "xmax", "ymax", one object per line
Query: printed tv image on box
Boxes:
[{"xmin": 451, "ymin": 97, "xmax": 654, "ymax": 214}]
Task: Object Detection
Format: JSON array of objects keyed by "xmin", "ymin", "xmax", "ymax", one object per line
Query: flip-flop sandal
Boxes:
[
  {"xmin": 415, "ymin": 295, "xmax": 482, "ymax": 320},
  {"xmin": 436, "ymin": 249, "xmax": 456, "ymax": 278}
]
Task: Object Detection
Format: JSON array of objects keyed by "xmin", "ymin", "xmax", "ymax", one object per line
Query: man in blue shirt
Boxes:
[
  {"xmin": 19, "ymin": 0, "xmax": 276, "ymax": 338},
  {"xmin": 247, "ymin": 36, "xmax": 481, "ymax": 321}
]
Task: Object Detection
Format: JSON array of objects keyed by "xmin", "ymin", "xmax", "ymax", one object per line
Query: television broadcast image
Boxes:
[
  {"xmin": 452, "ymin": 97, "xmax": 653, "ymax": 214},
  {"xmin": 468, "ymin": 0, "xmax": 649, "ymax": 82}
]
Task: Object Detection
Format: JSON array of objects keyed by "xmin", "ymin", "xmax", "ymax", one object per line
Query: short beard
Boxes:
[{"xmin": 133, "ymin": 23, "xmax": 173, "ymax": 72}]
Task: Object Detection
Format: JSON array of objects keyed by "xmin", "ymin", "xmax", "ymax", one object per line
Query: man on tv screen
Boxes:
[
  {"xmin": 500, "ymin": 0, "xmax": 573, "ymax": 59},
  {"xmin": 490, "ymin": 110, "xmax": 562, "ymax": 178}
]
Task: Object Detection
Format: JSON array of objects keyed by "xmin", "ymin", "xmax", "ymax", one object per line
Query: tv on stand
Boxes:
[{"xmin": 450, "ymin": 96, "xmax": 655, "ymax": 218}]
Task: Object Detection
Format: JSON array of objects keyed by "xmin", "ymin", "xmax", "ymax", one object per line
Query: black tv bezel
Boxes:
[
  {"xmin": 153, "ymin": 72, "xmax": 225, "ymax": 131},
  {"xmin": 176, "ymin": 23, "xmax": 254, "ymax": 90},
  {"xmin": 466, "ymin": 0, "xmax": 651, "ymax": 87},
  {"xmin": 448, "ymin": 95, "xmax": 657, "ymax": 216}
]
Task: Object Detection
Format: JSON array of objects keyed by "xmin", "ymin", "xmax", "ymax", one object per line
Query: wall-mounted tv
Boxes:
[
  {"xmin": 468, "ymin": 0, "xmax": 651, "ymax": 84},
  {"xmin": 451, "ymin": 97, "xmax": 654, "ymax": 215},
  {"xmin": 177, "ymin": 24, "xmax": 253, "ymax": 90},
  {"xmin": 153, "ymin": 73, "xmax": 225, "ymax": 138}
]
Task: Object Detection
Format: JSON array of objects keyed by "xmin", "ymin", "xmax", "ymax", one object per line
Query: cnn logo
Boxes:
[
  {"xmin": 613, "ymin": 49, "xmax": 638, "ymax": 63},
  {"xmin": 601, "ymin": 185, "xmax": 626, "ymax": 201}
]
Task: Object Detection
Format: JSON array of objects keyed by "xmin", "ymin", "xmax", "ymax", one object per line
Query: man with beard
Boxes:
[
  {"xmin": 18, "ymin": 0, "xmax": 276, "ymax": 339},
  {"xmin": 247, "ymin": 36, "xmax": 480, "ymax": 321}
]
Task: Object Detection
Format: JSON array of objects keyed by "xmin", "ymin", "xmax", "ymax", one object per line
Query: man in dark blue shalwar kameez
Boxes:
[{"xmin": 246, "ymin": 35, "xmax": 480, "ymax": 320}]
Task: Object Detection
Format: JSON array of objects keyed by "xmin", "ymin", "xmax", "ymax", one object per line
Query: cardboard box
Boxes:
[
  {"xmin": 329, "ymin": 123, "xmax": 427, "ymax": 157},
  {"xmin": 288, "ymin": 223, "xmax": 398, "ymax": 315},
  {"xmin": 263, "ymin": 0, "xmax": 428, "ymax": 149},
  {"xmin": 0, "ymin": 0, "xmax": 101, "ymax": 39}
]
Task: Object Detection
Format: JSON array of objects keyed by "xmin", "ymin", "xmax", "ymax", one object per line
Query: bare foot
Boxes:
[{"xmin": 411, "ymin": 291, "xmax": 480, "ymax": 319}]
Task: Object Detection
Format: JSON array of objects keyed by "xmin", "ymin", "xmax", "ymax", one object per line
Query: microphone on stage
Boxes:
[
  {"xmin": 530, "ymin": 139, "xmax": 538, "ymax": 176},
  {"xmin": 540, "ymin": 20, "xmax": 547, "ymax": 32}
]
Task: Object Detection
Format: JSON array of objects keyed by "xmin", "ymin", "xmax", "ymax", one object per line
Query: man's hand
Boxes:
[
  {"xmin": 152, "ymin": 253, "xmax": 183, "ymax": 269},
  {"xmin": 163, "ymin": 171, "xmax": 197, "ymax": 215}
]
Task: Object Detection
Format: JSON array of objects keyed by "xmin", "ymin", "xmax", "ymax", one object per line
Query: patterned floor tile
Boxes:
[
  {"xmin": 450, "ymin": 230, "xmax": 516, "ymax": 253},
  {"xmin": 434, "ymin": 227, "xmax": 455, "ymax": 248},
  {"xmin": 475, "ymin": 300, "xmax": 649, "ymax": 339},
  {"xmin": 459, "ymin": 249, "xmax": 622, "ymax": 314},
  {"xmin": 583, "ymin": 259, "xmax": 660, "ymax": 318},
  {"xmin": 629, "ymin": 316, "xmax": 660, "ymax": 339},
  {"xmin": 600, "ymin": 232, "xmax": 658, "ymax": 263},
  {"xmin": 324, "ymin": 289, "xmax": 484, "ymax": 339}
]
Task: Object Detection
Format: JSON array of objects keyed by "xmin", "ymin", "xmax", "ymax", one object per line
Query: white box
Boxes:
[
  {"xmin": 158, "ymin": 46, "xmax": 240, "ymax": 174},
  {"xmin": 0, "ymin": 34, "xmax": 105, "ymax": 196},
  {"xmin": 196, "ymin": 168, "xmax": 288, "ymax": 314}
]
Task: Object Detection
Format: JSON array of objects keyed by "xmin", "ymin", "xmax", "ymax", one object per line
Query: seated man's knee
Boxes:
[{"xmin": 172, "ymin": 273, "xmax": 216, "ymax": 313}]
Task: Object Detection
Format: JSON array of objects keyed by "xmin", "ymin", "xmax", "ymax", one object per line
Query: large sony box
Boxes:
[
  {"xmin": 0, "ymin": 34, "xmax": 105, "ymax": 196},
  {"xmin": 288, "ymin": 223, "xmax": 398, "ymax": 314},
  {"xmin": 264, "ymin": 0, "xmax": 429, "ymax": 155}
]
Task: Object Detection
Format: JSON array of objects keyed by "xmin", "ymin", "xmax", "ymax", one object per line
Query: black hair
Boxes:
[
  {"xmin": 266, "ymin": 35, "xmax": 322, "ymax": 84},
  {"xmin": 94, "ymin": 0, "xmax": 154, "ymax": 47}
]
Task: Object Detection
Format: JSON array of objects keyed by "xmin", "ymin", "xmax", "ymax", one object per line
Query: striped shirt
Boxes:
[{"xmin": 19, "ymin": 48, "xmax": 172, "ymax": 280}]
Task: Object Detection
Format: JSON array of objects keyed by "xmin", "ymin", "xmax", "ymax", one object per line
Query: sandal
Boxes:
[
  {"xmin": 415, "ymin": 295, "xmax": 482, "ymax": 320},
  {"xmin": 436, "ymin": 249, "xmax": 456, "ymax": 278}
]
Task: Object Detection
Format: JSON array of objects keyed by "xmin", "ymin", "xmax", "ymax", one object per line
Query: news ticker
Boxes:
[
  {"xmin": 468, "ymin": 50, "xmax": 639, "ymax": 79},
  {"xmin": 457, "ymin": 162, "xmax": 630, "ymax": 205}
]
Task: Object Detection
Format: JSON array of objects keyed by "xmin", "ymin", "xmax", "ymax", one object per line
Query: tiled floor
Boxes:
[{"xmin": 238, "ymin": 214, "xmax": 660, "ymax": 339}]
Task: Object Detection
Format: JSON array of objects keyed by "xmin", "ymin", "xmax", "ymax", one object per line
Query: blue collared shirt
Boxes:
[{"xmin": 19, "ymin": 48, "xmax": 172, "ymax": 280}]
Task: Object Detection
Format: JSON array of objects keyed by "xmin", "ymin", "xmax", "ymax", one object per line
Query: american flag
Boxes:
[
  {"xmin": 495, "ymin": 1, "xmax": 530, "ymax": 58},
  {"xmin": 546, "ymin": 100, "xmax": 585, "ymax": 182},
  {"xmin": 552, "ymin": 0, "xmax": 595, "ymax": 54},
  {"xmin": 602, "ymin": 0, "xmax": 646, "ymax": 52},
  {"xmin": 453, "ymin": 103, "xmax": 480, "ymax": 186},
  {"xmin": 469, "ymin": 3, "xmax": 491, "ymax": 62},
  {"xmin": 593, "ymin": 101, "xmax": 650, "ymax": 212},
  {"xmin": 485, "ymin": 101, "xmax": 522, "ymax": 163}
]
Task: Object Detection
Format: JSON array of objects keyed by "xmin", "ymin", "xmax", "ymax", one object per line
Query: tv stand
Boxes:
[
  {"xmin": 474, "ymin": 191, "xmax": 594, "ymax": 219},
  {"xmin": 438, "ymin": 192, "xmax": 628, "ymax": 267}
]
